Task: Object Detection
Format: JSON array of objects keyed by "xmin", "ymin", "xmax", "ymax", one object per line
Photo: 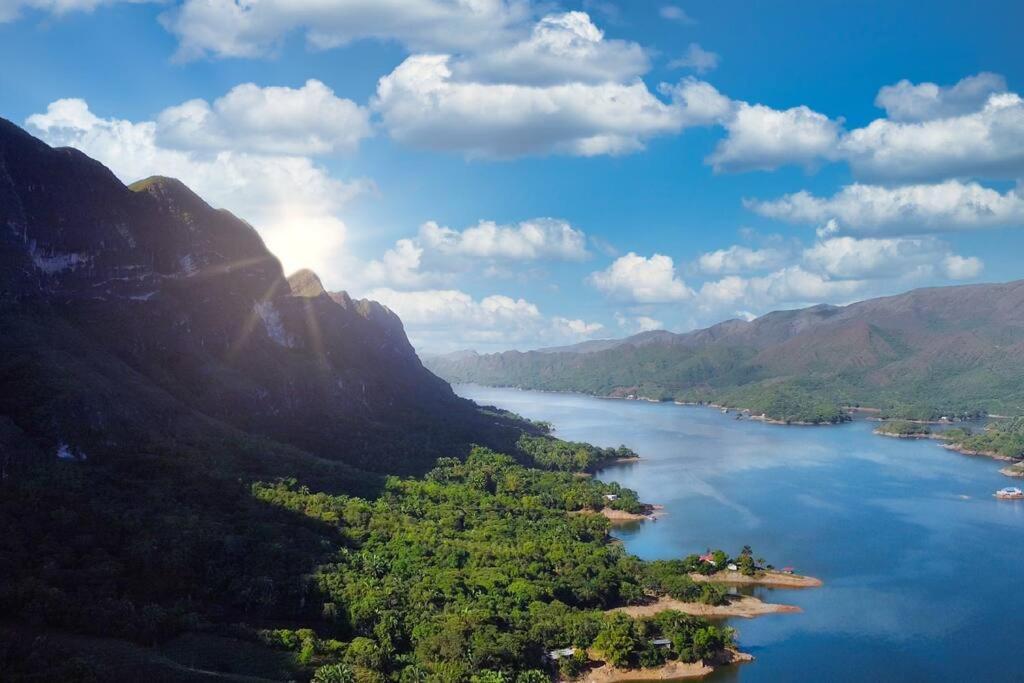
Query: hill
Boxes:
[
  {"xmin": 0, "ymin": 116, "xmax": 530, "ymax": 480},
  {"xmin": 425, "ymin": 281, "xmax": 1024, "ymax": 423}
]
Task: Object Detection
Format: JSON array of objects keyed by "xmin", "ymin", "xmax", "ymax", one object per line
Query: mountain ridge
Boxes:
[{"xmin": 425, "ymin": 279, "xmax": 1024, "ymax": 422}]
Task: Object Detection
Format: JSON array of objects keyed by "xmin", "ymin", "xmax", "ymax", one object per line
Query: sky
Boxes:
[{"xmin": 2, "ymin": 0, "xmax": 1023, "ymax": 353}]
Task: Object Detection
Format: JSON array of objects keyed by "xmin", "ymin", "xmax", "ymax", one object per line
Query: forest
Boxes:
[{"xmin": 1, "ymin": 443, "xmax": 742, "ymax": 682}]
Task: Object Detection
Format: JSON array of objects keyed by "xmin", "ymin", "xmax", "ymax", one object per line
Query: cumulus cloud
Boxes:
[
  {"xmin": 802, "ymin": 236, "xmax": 981, "ymax": 280},
  {"xmin": 747, "ymin": 181, "xmax": 1024, "ymax": 235},
  {"xmin": 615, "ymin": 313, "xmax": 663, "ymax": 333},
  {"xmin": 26, "ymin": 98, "xmax": 368, "ymax": 279},
  {"xmin": 156, "ymin": 79, "xmax": 371, "ymax": 155},
  {"xmin": 697, "ymin": 245, "xmax": 788, "ymax": 274},
  {"xmin": 588, "ymin": 252, "xmax": 693, "ymax": 303},
  {"xmin": 364, "ymin": 287, "xmax": 603, "ymax": 351},
  {"xmin": 363, "ymin": 217, "xmax": 591, "ymax": 288},
  {"xmin": 840, "ymin": 90, "xmax": 1024, "ymax": 182},
  {"xmin": 160, "ymin": 0, "xmax": 531, "ymax": 61},
  {"xmin": 875, "ymin": 72, "xmax": 1007, "ymax": 122},
  {"xmin": 420, "ymin": 218, "xmax": 589, "ymax": 261},
  {"xmin": 454, "ymin": 11, "xmax": 649, "ymax": 86},
  {"xmin": 373, "ymin": 53, "xmax": 725, "ymax": 158},
  {"xmin": 695, "ymin": 266, "xmax": 867, "ymax": 312},
  {"xmin": 708, "ymin": 102, "xmax": 843, "ymax": 173},
  {"xmin": 668, "ymin": 43, "xmax": 719, "ymax": 74},
  {"xmin": 707, "ymin": 73, "xmax": 1024, "ymax": 181}
]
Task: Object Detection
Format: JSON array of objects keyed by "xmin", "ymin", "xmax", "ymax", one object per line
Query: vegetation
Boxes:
[
  {"xmin": 1, "ymin": 443, "xmax": 744, "ymax": 681},
  {"xmin": 875, "ymin": 420, "xmax": 933, "ymax": 436},
  {"xmin": 948, "ymin": 417, "xmax": 1024, "ymax": 459},
  {"xmin": 516, "ymin": 434, "xmax": 638, "ymax": 473}
]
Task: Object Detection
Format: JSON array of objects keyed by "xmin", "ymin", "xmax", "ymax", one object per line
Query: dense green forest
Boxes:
[
  {"xmin": 1, "ymin": 443, "xmax": 745, "ymax": 681},
  {"xmin": 948, "ymin": 417, "xmax": 1024, "ymax": 458}
]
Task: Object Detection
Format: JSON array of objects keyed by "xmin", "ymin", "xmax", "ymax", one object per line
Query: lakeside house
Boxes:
[
  {"xmin": 651, "ymin": 638, "xmax": 671, "ymax": 649},
  {"xmin": 547, "ymin": 647, "xmax": 576, "ymax": 661},
  {"xmin": 699, "ymin": 553, "xmax": 717, "ymax": 566},
  {"xmin": 727, "ymin": 563, "xmax": 739, "ymax": 571},
  {"xmin": 604, "ymin": 493, "xmax": 619, "ymax": 502}
]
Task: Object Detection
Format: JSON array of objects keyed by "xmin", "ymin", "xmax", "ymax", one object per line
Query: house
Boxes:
[
  {"xmin": 726, "ymin": 563, "xmax": 738, "ymax": 571},
  {"xmin": 547, "ymin": 647, "xmax": 576, "ymax": 660},
  {"xmin": 603, "ymin": 494, "xmax": 619, "ymax": 502},
  {"xmin": 651, "ymin": 638, "xmax": 671, "ymax": 649},
  {"xmin": 781, "ymin": 566, "xmax": 795, "ymax": 574},
  {"xmin": 699, "ymin": 553, "xmax": 717, "ymax": 566}
]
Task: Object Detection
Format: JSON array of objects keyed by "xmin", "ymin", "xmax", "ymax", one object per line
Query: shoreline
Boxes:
[
  {"xmin": 459, "ymin": 382, "xmax": 1013, "ymax": 430},
  {"xmin": 610, "ymin": 594, "xmax": 802, "ymax": 620},
  {"xmin": 571, "ymin": 504, "xmax": 665, "ymax": 524},
  {"xmin": 690, "ymin": 569, "xmax": 823, "ymax": 588},
  {"xmin": 582, "ymin": 649, "xmax": 753, "ymax": 682}
]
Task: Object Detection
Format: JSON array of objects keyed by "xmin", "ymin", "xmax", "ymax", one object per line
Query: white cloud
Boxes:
[
  {"xmin": 26, "ymin": 98, "xmax": 368, "ymax": 280},
  {"xmin": 588, "ymin": 252, "xmax": 693, "ymax": 303},
  {"xmin": 668, "ymin": 43, "xmax": 719, "ymax": 74},
  {"xmin": 156, "ymin": 79, "xmax": 371, "ymax": 155},
  {"xmin": 708, "ymin": 102, "xmax": 842, "ymax": 173},
  {"xmin": 373, "ymin": 53, "xmax": 721, "ymax": 158},
  {"xmin": 747, "ymin": 181, "xmax": 1024, "ymax": 235},
  {"xmin": 659, "ymin": 5, "xmax": 694, "ymax": 23},
  {"xmin": 0, "ymin": 0, "xmax": 144, "ymax": 22},
  {"xmin": 454, "ymin": 11, "xmax": 649, "ymax": 86},
  {"xmin": 364, "ymin": 287, "xmax": 603, "ymax": 351},
  {"xmin": 875, "ymin": 72, "xmax": 1007, "ymax": 122},
  {"xmin": 160, "ymin": 0, "xmax": 531, "ymax": 61},
  {"xmin": 801, "ymin": 236, "xmax": 980, "ymax": 280},
  {"xmin": 705, "ymin": 73, "xmax": 1024, "ymax": 181},
  {"xmin": 363, "ymin": 217, "xmax": 590, "ymax": 288},
  {"xmin": 420, "ymin": 218, "xmax": 589, "ymax": 261},
  {"xmin": 552, "ymin": 316, "xmax": 604, "ymax": 337},
  {"xmin": 615, "ymin": 313, "xmax": 663, "ymax": 333},
  {"xmin": 841, "ymin": 91, "xmax": 1024, "ymax": 182},
  {"xmin": 942, "ymin": 254, "xmax": 984, "ymax": 279},
  {"xmin": 697, "ymin": 245, "xmax": 788, "ymax": 274},
  {"xmin": 696, "ymin": 267, "xmax": 866, "ymax": 311}
]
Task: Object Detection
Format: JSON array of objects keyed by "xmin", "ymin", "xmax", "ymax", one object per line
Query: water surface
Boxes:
[{"xmin": 456, "ymin": 385, "xmax": 1024, "ymax": 682}]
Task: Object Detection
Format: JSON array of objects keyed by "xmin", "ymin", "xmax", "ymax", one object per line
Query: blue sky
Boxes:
[{"xmin": 2, "ymin": 0, "xmax": 1022, "ymax": 352}]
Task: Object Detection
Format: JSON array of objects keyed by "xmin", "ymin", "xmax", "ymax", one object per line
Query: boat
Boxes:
[{"xmin": 994, "ymin": 487, "xmax": 1024, "ymax": 499}]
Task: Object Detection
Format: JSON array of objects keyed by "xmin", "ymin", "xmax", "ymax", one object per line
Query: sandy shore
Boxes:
[
  {"xmin": 582, "ymin": 650, "xmax": 753, "ymax": 682},
  {"xmin": 571, "ymin": 505, "xmax": 664, "ymax": 524},
  {"xmin": 1000, "ymin": 464, "xmax": 1024, "ymax": 478},
  {"xmin": 610, "ymin": 594, "xmax": 801, "ymax": 619},
  {"xmin": 689, "ymin": 570, "xmax": 822, "ymax": 588}
]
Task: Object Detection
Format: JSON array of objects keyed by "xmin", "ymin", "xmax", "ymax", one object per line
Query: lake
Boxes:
[{"xmin": 455, "ymin": 384, "xmax": 1024, "ymax": 682}]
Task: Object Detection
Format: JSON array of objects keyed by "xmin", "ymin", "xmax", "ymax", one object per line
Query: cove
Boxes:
[{"xmin": 455, "ymin": 384, "xmax": 1024, "ymax": 682}]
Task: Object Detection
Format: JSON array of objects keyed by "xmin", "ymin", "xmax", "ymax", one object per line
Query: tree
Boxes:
[{"xmin": 593, "ymin": 613, "xmax": 641, "ymax": 668}]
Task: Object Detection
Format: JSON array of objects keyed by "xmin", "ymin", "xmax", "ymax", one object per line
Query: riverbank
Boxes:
[
  {"xmin": 581, "ymin": 649, "xmax": 754, "ymax": 682},
  {"xmin": 610, "ymin": 594, "xmax": 801, "ymax": 619},
  {"xmin": 571, "ymin": 504, "xmax": 665, "ymax": 524},
  {"xmin": 690, "ymin": 569, "xmax": 823, "ymax": 588}
]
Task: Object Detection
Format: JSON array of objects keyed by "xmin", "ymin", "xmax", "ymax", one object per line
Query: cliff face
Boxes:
[{"xmin": 0, "ymin": 117, "xmax": 507, "ymax": 480}]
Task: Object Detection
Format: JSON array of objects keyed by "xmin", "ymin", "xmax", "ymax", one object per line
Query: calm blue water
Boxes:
[{"xmin": 456, "ymin": 385, "xmax": 1024, "ymax": 682}]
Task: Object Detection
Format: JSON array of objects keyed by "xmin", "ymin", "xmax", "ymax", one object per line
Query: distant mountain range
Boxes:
[
  {"xmin": 0, "ymin": 117, "xmax": 525, "ymax": 488},
  {"xmin": 425, "ymin": 280, "xmax": 1024, "ymax": 423}
]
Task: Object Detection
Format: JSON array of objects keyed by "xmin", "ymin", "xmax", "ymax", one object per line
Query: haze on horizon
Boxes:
[{"xmin": 3, "ymin": 0, "xmax": 1022, "ymax": 353}]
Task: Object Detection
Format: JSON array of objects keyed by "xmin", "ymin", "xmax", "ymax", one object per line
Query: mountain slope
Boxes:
[
  {"xmin": 0, "ymin": 117, "xmax": 526, "ymax": 480},
  {"xmin": 425, "ymin": 280, "xmax": 1024, "ymax": 422}
]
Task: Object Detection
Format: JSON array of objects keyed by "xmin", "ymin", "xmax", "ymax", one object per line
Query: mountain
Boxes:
[
  {"xmin": 425, "ymin": 280, "xmax": 1024, "ymax": 422},
  {"xmin": 0, "ymin": 117, "xmax": 527, "ymax": 483}
]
